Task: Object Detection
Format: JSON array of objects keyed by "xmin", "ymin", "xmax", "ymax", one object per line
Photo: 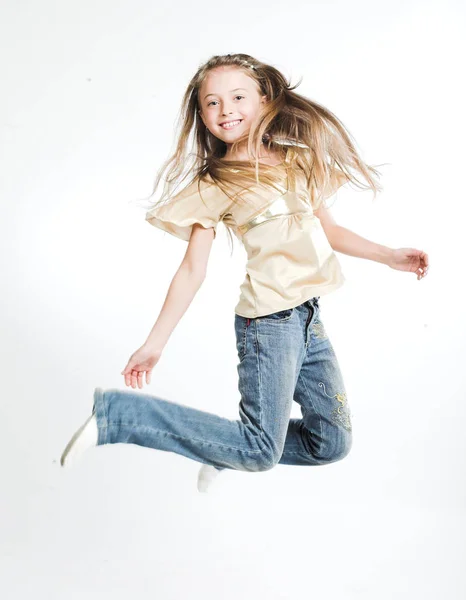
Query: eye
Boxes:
[{"xmin": 207, "ymin": 95, "xmax": 245, "ymax": 107}]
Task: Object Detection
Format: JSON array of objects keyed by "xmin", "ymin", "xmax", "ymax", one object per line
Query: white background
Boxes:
[{"xmin": 1, "ymin": 0, "xmax": 465, "ymax": 598}]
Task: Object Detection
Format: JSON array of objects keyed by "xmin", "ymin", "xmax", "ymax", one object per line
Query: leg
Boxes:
[
  {"xmin": 278, "ymin": 300, "xmax": 353, "ymax": 466},
  {"xmin": 93, "ymin": 310, "xmax": 304, "ymax": 472}
]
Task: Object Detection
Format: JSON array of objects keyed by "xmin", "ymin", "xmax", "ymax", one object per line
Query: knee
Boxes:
[
  {"xmin": 321, "ymin": 433, "xmax": 352, "ymax": 463},
  {"xmin": 333, "ymin": 434, "xmax": 352, "ymax": 462},
  {"xmin": 335, "ymin": 437, "xmax": 352, "ymax": 461},
  {"xmin": 246, "ymin": 448, "xmax": 279, "ymax": 472}
]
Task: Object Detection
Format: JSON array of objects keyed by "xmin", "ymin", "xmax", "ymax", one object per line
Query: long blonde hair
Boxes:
[{"xmin": 138, "ymin": 52, "xmax": 385, "ymax": 247}]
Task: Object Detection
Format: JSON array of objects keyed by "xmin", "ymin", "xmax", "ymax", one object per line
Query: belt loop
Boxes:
[{"xmin": 247, "ymin": 318, "xmax": 250, "ymax": 327}]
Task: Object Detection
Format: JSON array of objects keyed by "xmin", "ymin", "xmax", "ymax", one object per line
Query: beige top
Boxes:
[{"xmin": 145, "ymin": 165, "xmax": 347, "ymax": 318}]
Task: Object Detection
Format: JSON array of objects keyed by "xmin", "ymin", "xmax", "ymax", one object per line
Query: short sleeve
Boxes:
[{"xmin": 145, "ymin": 179, "xmax": 226, "ymax": 242}]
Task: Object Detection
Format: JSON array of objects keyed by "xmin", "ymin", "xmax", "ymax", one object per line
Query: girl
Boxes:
[{"xmin": 60, "ymin": 53, "xmax": 429, "ymax": 492}]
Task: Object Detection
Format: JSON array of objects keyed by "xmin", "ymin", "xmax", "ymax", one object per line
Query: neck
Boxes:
[{"xmin": 223, "ymin": 142, "xmax": 262, "ymax": 162}]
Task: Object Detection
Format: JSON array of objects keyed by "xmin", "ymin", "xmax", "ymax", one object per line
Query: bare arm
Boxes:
[
  {"xmin": 144, "ymin": 223, "xmax": 216, "ymax": 349},
  {"xmin": 313, "ymin": 204, "xmax": 394, "ymax": 265},
  {"xmin": 313, "ymin": 204, "xmax": 429, "ymax": 280}
]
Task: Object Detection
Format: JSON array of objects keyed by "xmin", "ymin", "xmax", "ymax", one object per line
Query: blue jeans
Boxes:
[{"xmin": 92, "ymin": 297, "xmax": 352, "ymax": 471}]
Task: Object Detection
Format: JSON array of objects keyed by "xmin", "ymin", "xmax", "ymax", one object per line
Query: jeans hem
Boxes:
[{"xmin": 93, "ymin": 387, "xmax": 108, "ymax": 445}]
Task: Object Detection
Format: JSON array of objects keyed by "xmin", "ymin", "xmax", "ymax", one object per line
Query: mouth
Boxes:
[{"xmin": 219, "ymin": 119, "xmax": 243, "ymax": 130}]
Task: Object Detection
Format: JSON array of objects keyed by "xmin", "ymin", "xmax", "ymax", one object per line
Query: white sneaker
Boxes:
[
  {"xmin": 60, "ymin": 412, "xmax": 98, "ymax": 467},
  {"xmin": 197, "ymin": 464, "xmax": 223, "ymax": 493}
]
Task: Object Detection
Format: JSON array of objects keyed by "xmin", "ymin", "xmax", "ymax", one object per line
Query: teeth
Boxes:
[{"xmin": 221, "ymin": 120, "xmax": 241, "ymax": 129}]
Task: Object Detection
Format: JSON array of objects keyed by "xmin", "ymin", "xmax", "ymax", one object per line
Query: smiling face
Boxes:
[{"xmin": 198, "ymin": 66, "xmax": 267, "ymax": 155}]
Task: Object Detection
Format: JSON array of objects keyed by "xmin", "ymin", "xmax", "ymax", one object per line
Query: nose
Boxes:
[{"xmin": 221, "ymin": 101, "xmax": 236, "ymax": 115}]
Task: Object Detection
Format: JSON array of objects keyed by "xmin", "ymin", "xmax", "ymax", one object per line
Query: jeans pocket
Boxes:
[{"xmin": 260, "ymin": 308, "xmax": 294, "ymax": 322}]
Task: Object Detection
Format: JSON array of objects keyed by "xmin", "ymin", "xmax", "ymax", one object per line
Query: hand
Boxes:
[
  {"xmin": 120, "ymin": 343, "xmax": 163, "ymax": 389},
  {"xmin": 387, "ymin": 247, "xmax": 429, "ymax": 280}
]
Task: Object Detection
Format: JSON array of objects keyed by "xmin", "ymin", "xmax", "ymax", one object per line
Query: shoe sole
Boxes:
[{"xmin": 60, "ymin": 412, "xmax": 96, "ymax": 467}]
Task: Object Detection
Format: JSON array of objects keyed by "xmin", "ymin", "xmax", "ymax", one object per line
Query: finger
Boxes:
[
  {"xmin": 146, "ymin": 369, "xmax": 152, "ymax": 385},
  {"xmin": 123, "ymin": 363, "xmax": 134, "ymax": 386},
  {"xmin": 131, "ymin": 369, "xmax": 139, "ymax": 389},
  {"xmin": 137, "ymin": 371, "xmax": 143, "ymax": 389},
  {"xmin": 121, "ymin": 360, "xmax": 134, "ymax": 377}
]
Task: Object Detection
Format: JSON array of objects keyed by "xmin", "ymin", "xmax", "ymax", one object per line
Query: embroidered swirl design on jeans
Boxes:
[
  {"xmin": 311, "ymin": 319, "xmax": 328, "ymax": 339},
  {"xmin": 318, "ymin": 382, "xmax": 352, "ymax": 432}
]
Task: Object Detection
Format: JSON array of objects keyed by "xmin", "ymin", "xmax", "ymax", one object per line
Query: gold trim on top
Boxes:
[{"xmin": 237, "ymin": 193, "xmax": 312, "ymax": 236}]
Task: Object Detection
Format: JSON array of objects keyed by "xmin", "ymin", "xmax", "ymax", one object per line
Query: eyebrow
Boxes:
[{"xmin": 203, "ymin": 87, "xmax": 248, "ymax": 100}]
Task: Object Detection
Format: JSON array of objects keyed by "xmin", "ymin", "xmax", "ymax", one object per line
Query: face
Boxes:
[{"xmin": 198, "ymin": 66, "xmax": 267, "ymax": 146}]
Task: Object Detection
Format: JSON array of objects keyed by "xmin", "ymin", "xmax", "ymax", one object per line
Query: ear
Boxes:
[{"xmin": 260, "ymin": 95, "xmax": 268, "ymax": 104}]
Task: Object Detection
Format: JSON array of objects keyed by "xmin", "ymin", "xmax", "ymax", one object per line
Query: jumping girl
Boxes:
[{"xmin": 60, "ymin": 53, "xmax": 429, "ymax": 492}]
